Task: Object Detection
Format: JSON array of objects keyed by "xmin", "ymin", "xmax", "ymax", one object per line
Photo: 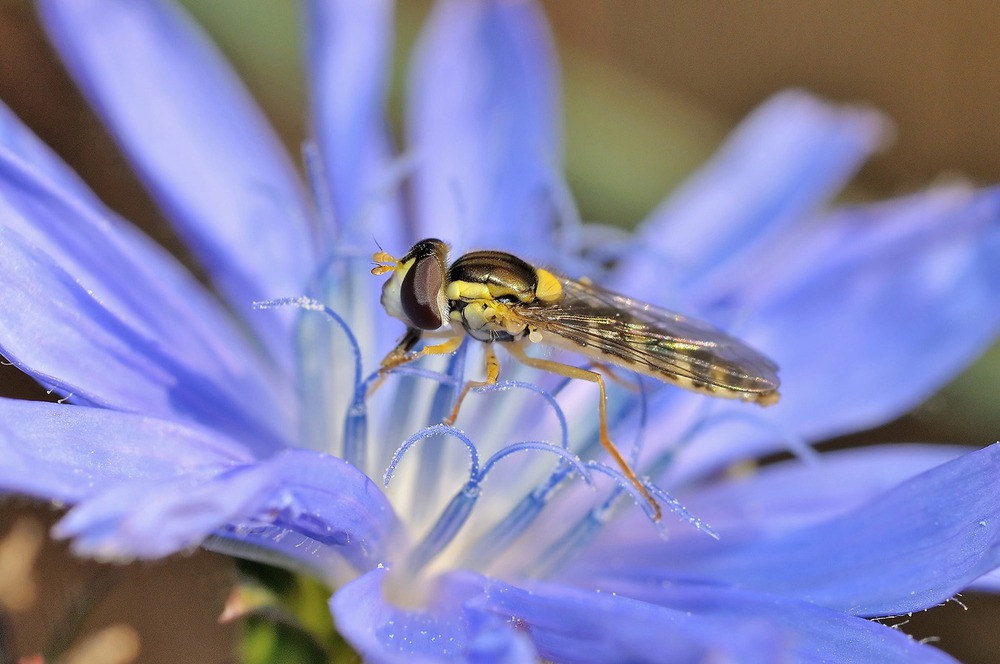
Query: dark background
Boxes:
[{"xmin": 1, "ymin": 1, "xmax": 998, "ymax": 661}]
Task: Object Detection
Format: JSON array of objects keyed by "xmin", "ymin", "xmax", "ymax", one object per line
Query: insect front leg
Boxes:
[
  {"xmin": 507, "ymin": 342, "xmax": 662, "ymax": 521},
  {"xmin": 443, "ymin": 343, "xmax": 500, "ymax": 426},
  {"xmin": 371, "ymin": 329, "xmax": 464, "ymax": 395}
]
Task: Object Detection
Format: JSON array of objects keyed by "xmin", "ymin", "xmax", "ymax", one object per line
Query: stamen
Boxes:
[
  {"xmin": 399, "ymin": 438, "xmax": 592, "ymax": 575},
  {"xmin": 461, "ymin": 379, "xmax": 571, "ymax": 451},
  {"xmin": 654, "ymin": 407, "xmax": 820, "ymax": 485},
  {"xmin": 302, "ymin": 141, "xmax": 337, "ymax": 248},
  {"xmin": 526, "ymin": 461, "xmax": 661, "ymax": 578},
  {"xmin": 413, "ymin": 345, "xmax": 469, "ymax": 523},
  {"xmin": 404, "ymin": 481, "xmax": 480, "ymax": 575},
  {"xmin": 480, "ymin": 441, "xmax": 591, "ymax": 483},
  {"xmin": 460, "ymin": 462, "xmax": 576, "ymax": 570},
  {"xmin": 645, "ymin": 484, "xmax": 719, "ymax": 540},
  {"xmin": 384, "ymin": 424, "xmax": 480, "ymax": 489},
  {"xmin": 460, "ymin": 378, "xmax": 643, "ymax": 570},
  {"xmin": 255, "ymin": 298, "xmax": 368, "ymax": 470},
  {"xmin": 698, "ymin": 409, "xmax": 820, "ymax": 466}
]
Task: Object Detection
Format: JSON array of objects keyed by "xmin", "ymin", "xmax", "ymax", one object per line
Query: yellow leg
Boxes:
[
  {"xmin": 370, "ymin": 334, "xmax": 464, "ymax": 395},
  {"xmin": 443, "ymin": 344, "xmax": 500, "ymax": 426},
  {"xmin": 507, "ymin": 343, "xmax": 662, "ymax": 521}
]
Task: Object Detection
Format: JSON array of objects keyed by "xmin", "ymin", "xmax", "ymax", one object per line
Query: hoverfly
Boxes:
[{"xmin": 372, "ymin": 238, "xmax": 780, "ymax": 520}]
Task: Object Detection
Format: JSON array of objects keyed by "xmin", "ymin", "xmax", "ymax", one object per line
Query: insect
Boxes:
[{"xmin": 372, "ymin": 238, "xmax": 780, "ymax": 520}]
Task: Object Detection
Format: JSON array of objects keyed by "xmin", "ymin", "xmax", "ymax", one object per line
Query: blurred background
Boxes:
[{"xmin": 0, "ymin": 0, "xmax": 998, "ymax": 662}]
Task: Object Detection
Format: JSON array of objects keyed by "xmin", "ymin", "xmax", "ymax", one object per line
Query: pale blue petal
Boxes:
[
  {"xmin": 304, "ymin": 0, "xmax": 404, "ymax": 247},
  {"xmin": 302, "ymin": 0, "xmax": 408, "ymax": 450},
  {"xmin": 571, "ymin": 444, "xmax": 1000, "ymax": 618},
  {"xmin": 666, "ymin": 186, "xmax": 1000, "ymax": 480},
  {"xmin": 0, "ymin": 102, "xmax": 95, "ymax": 199},
  {"xmin": 54, "ymin": 449, "xmax": 398, "ymax": 570},
  {"xmin": 756, "ymin": 189, "xmax": 1000, "ymax": 445},
  {"xmin": 0, "ymin": 226, "xmax": 287, "ymax": 454},
  {"xmin": 0, "ymin": 139, "xmax": 296, "ymax": 419},
  {"xmin": 0, "ymin": 398, "xmax": 251, "ymax": 503},
  {"xmin": 596, "ymin": 444, "xmax": 966, "ymax": 551},
  {"xmin": 331, "ymin": 567, "xmax": 504, "ymax": 664},
  {"xmin": 37, "ymin": 0, "xmax": 316, "ymax": 359},
  {"xmin": 970, "ymin": 568, "xmax": 1000, "ymax": 593},
  {"xmin": 622, "ymin": 90, "xmax": 886, "ymax": 301},
  {"xmin": 332, "ymin": 568, "xmax": 784, "ymax": 663},
  {"xmin": 335, "ymin": 570, "xmax": 956, "ymax": 662},
  {"xmin": 407, "ymin": 0, "xmax": 561, "ymax": 251},
  {"xmin": 559, "ymin": 583, "xmax": 956, "ymax": 664}
]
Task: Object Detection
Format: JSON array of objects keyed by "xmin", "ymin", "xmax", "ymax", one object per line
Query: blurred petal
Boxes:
[
  {"xmin": 755, "ymin": 188, "xmax": 1000, "ymax": 443},
  {"xmin": 971, "ymin": 569, "xmax": 1000, "ymax": 593},
  {"xmin": 54, "ymin": 450, "xmax": 399, "ymax": 570},
  {"xmin": 304, "ymin": 0, "xmax": 403, "ymax": 246},
  {"xmin": 667, "ymin": 186, "xmax": 1000, "ymax": 479},
  {"xmin": 0, "ymin": 398, "xmax": 250, "ymax": 503},
  {"xmin": 0, "ymin": 102, "xmax": 95, "ymax": 199},
  {"xmin": 573, "ymin": 444, "xmax": 1000, "ymax": 618},
  {"xmin": 0, "ymin": 138, "xmax": 295, "ymax": 417},
  {"xmin": 302, "ymin": 0, "xmax": 408, "ymax": 452},
  {"xmin": 37, "ymin": 0, "xmax": 315, "ymax": 358},
  {"xmin": 683, "ymin": 444, "xmax": 966, "ymax": 534},
  {"xmin": 0, "ymin": 226, "xmax": 287, "ymax": 454},
  {"xmin": 623, "ymin": 90, "xmax": 886, "ymax": 302},
  {"xmin": 407, "ymin": 0, "xmax": 561, "ymax": 251}
]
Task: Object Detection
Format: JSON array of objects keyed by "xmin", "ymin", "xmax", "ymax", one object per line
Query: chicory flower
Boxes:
[{"xmin": 1, "ymin": 0, "xmax": 999, "ymax": 661}]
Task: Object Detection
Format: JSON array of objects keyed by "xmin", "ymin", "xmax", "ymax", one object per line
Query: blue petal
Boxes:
[
  {"xmin": 0, "ymin": 102, "xmax": 96, "ymax": 199},
  {"xmin": 683, "ymin": 444, "xmax": 966, "ymax": 535},
  {"xmin": 622, "ymin": 90, "xmax": 886, "ymax": 301},
  {"xmin": 549, "ymin": 582, "xmax": 956, "ymax": 664},
  {"xmin": 54, "ymin": 449, "xmax": 399, "ymax": 570},
  {"xmin": 667, "ymin": 186, "xmax": 1000, "ymax": 480},
  {"xmin": 0, "ymin": 398, "xmax": 251, "ymax": 503},
  {"xmin": 335, "ymin": 569, "xmax": 952, "ymax": 663},
  {"xmin": 758, "ymin": 188, "xmax": 1000, "ymax": 443},
  {"xmin": 407, "ymin": 0, "xmax": 561, "ymax": 250},
  {"xmin": 0, "ymin": 132, "xmax": 295, "ymax": 419},
  {"xmin": 37, "ymin": 0, "xmax": 316, "ymax": 359},
  {"xmin": 573, "ymin": 444, "xmax": 1000, "ymax": 618},
  {"xmin": 304, "ymin": 0, "xmax": 404, "ymax": 248},
  {"xmin": 0, "ymin": 226, "xmax": 287, "ymax": 454},
  {"xmin": 331, "ymin": 568, "xmax": 516, "ymax": 664}
]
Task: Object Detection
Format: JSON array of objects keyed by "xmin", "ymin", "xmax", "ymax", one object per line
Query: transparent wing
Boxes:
[{"xmin": 511, "ymin": 277, "xmax": 780, "ymax": 398}]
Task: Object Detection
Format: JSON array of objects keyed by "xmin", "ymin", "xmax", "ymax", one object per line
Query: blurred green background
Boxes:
[{"xmin": 1, "ymin": 1, "xmax": 998, "ymax": 662}]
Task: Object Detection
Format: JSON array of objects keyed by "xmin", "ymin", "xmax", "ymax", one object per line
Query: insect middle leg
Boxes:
[
  {"xmin": 443, "ymin": 343, "xmax": 500, "ymax": 426},
  {"xmin": 506, "ymin": 342, "xmax": 662, "ymax": 521}
]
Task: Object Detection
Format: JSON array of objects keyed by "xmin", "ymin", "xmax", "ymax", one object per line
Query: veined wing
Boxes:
[{"xmin": 511, "ymin": 276, "xmax": 780, "ymax": 403}]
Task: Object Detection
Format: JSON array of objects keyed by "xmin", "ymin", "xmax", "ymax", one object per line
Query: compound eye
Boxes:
[{"xmin": 400, "ymin": 252, "xmax": 446, "ymax": 329}]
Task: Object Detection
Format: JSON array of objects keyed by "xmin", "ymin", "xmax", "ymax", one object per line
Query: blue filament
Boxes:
[
  {"xmin": 404, "ymin": 481, "xmax": 480, "ymax": 574},
  {"xmin": 460, "ymin": 374, "xmax": 650, "ymax": 570},
  {"xmin": 463, "ymin": 379, "xmax": 571, "ymax": 451},
  {"xmin": 384, "ymin": 424, "xmax": 480, "ymax": 488},
  {"xmin": 385, "ymin": 422, "xmax": 597, "ymax": 573},
  {"xmin": 525, "ymin": 461, "xmax": 661, "ymax": 579},
  {"xmin": 301, "ymin": 141, "xmax": 337, "ymax": 248},
  {"xmin": 480, "ymin": 441, "xmax": 591, "ymax": 483},
  {"xmin": 255, "ymin": 297, "xmax": 368, "ymax": 469},
  {"xmin": 414, "ymin": 345, "xmax": 469, "ymax": 522},
  {"xmin": 461, "ymin": 461, "xmax": 578, "ymax": 570}
]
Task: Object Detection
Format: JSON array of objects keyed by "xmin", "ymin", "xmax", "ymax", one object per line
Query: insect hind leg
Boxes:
[
  {"xmin": 506, "ymin": 342, "xmax": 662, "ymax": 521},
  {"xmin": 443, "ymin": 343, "xmax": 500, "ymax": 426}
]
